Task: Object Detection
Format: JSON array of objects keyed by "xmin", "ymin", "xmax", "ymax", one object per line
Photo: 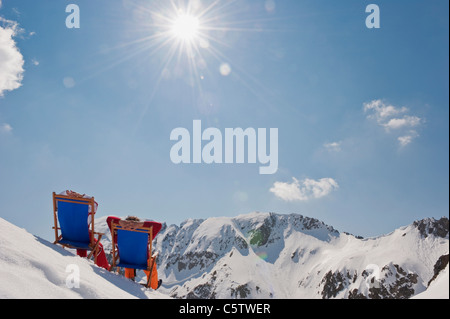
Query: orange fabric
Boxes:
[
  {"xmin": 123, "ymin": 257, "xmax": 158, "ymax": 289},
  {"xmin": 124, "ymin": 268, "xmax": 135, "ymax": 280},
  {"xmin": 143, "ymin": 257, "xmax": 159, "ymax": 289}
]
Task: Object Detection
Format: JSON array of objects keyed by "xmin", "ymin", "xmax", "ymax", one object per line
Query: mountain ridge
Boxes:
[{"xmin": 96, "ymin": 212, "xmax": 449, "ymax": 299}]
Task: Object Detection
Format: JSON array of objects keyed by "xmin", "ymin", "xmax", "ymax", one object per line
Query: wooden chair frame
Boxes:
[
  {"xmin": 110, "ymin": 222, "xmax": 157, "ymax": 288},
  {"xmin": 52, "ymin": 192, "xmax": 104, "ymax": 264}
]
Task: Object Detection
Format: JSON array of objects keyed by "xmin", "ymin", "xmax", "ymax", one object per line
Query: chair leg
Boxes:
[
  {"xmin": 146, "ymin": 258, "xmax": 157, "ymax": 288},
  {"xmin": 87, "ymin": 240, "xmax": 100, "ymax": 262},
  {"xmin": 87, "ymin": 233, "xmax": 103, "ymax": 264},
  {"xmin": 94, "ymin": 247, "xmax": 98, "ymax": 265},
  {"xmin": 53, "ymin": 234, "xmax": 62, "ymax": 245}
]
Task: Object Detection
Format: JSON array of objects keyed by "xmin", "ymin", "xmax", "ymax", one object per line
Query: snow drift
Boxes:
[{"xmin": 0, "ymin": 217, "xmax": 169, "ymax": 299}]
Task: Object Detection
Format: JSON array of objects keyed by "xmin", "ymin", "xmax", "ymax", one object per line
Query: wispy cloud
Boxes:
[
  {"xmin": 324, "ymin": 141, "xmax": 342, "ymax": 152},
  {"xmin": 270, "ymin": 177, "xmax": 339, "ymax": 202},
  {"xmin": 0, "ymin": 17, "xmax": 25, "ymax": 97},
  {"xmin": 364, "ymin": 99, "xmax": 423, "ymax": 147},
  {"xmin": 0, "ymin": 123, "xmax": 12, "ymax": 133},
  {"xmin": 398, "ymin": 133, "xmax": 416, "ymax": 147}
]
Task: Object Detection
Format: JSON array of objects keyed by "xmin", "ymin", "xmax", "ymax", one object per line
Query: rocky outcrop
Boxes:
[
  {"xmin": 320, "ymin": 269, "xmax": 357, "ymax": 299},
  {"xmin": 367, "ymin": 264, "xmax": 418, "ymax": 299},
  {"xmin": 346, "ymin": 264, "xmax": 419, "ymax": 299},
  {"xmin": 428, "ymin": 254, "xmax": 449, "ymax": 286},
  {"xmin": 413, "ymin": 217, "xmax": 449, "ymax": 238}
]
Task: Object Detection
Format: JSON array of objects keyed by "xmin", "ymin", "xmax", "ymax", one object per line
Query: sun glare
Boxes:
[
  {"xmin": 171, "ymin": 14, "xmax": 200, "ymax": 41},
  {"xmin": 117, "ymin": 0, "xmax": 277, "ymax": 129}
]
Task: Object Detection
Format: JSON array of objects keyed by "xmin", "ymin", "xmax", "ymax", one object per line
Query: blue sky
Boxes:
[{"xmin": 0, "ymin": 0, "xmax": 448, "ymax": 241}]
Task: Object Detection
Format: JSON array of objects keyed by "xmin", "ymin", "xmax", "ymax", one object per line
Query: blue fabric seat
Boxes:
[
  {"xmin": 109, "ymin": 219, "xmax": 162, "ymax": 288},
  {"xmin": 116, "ymin": 229, "xmax": 150, "ymax": 270},
  {"xmin": 57, "ymin": 200, "xmax": 91, "ymax": 249},
  {"xmin": 52, "ymin": 192, "xmax": 103, "ymax": 263}
]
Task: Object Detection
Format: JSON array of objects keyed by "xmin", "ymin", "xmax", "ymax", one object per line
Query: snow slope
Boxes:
[
  {"xmin": 412, "ymin": 265, "xmax": 449, "ymax": 299},
  {"xmin": 0, "ymin": 217, "xmax": 169, "ymax": 299}
]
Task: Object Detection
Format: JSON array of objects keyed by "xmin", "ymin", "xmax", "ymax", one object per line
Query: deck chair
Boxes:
[
  {"xmin": 52, "ymin": 192, "xmax": 104, "ymax": 264},
  {"xmin": 110, "ymin": 221, "xmax": 159, "ymax": 288}
]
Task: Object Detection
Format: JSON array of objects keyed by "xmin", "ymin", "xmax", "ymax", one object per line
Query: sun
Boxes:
[
  {"xmin": 171, "ymin": 13, "xmax": 200, "ymax": 41},
  {"xmin": 111, "ymin": 0, "xmax": 277, "ymax": 129}
]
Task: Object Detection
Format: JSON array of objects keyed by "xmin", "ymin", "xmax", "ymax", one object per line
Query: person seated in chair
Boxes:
[{"xmin": 107, "ymin": 215, "xmax": 162, "ymax": 289}]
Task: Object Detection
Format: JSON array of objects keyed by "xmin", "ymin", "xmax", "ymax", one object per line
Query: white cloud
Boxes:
[
  {"xmin": 398, "ymin": 130, "xmax": 419, "ymax": 147},
  {"xmin": 383, "ymin": 115, "xmax": 421, "ymax": 130},
  {"xmin": 364, "ymin": 99, "xmax": 423, "ymax": 147},
  {"xmin": 0, "ymin": 17, "xmax": 25, "ymax": 97},
  {"xmin": 324, "ymin": 141, "xmax": 342, "ymax": 152},
  {"xmin": 364, "ymin": 100, "xmax": 408, "ymax": 122},
  {"xmin": 270, "ymin": 177, "xmax": 339, "ymax": 202},
  {"xmin": 0, "ymin": 123, "xmax": 12, "ymax": 133},
  {"xmin": 398, "ymin": 135, "xmax": 413, "ymax": 147}
]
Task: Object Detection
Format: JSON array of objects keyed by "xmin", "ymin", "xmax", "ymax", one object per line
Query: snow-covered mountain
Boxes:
[
  {"xmin": 97, "ymin": 212, "xmax": 449, "ymax": 299},
  {"xmin": 0, "ymin": 212, "xmax": 447, "ymax": 299}
]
